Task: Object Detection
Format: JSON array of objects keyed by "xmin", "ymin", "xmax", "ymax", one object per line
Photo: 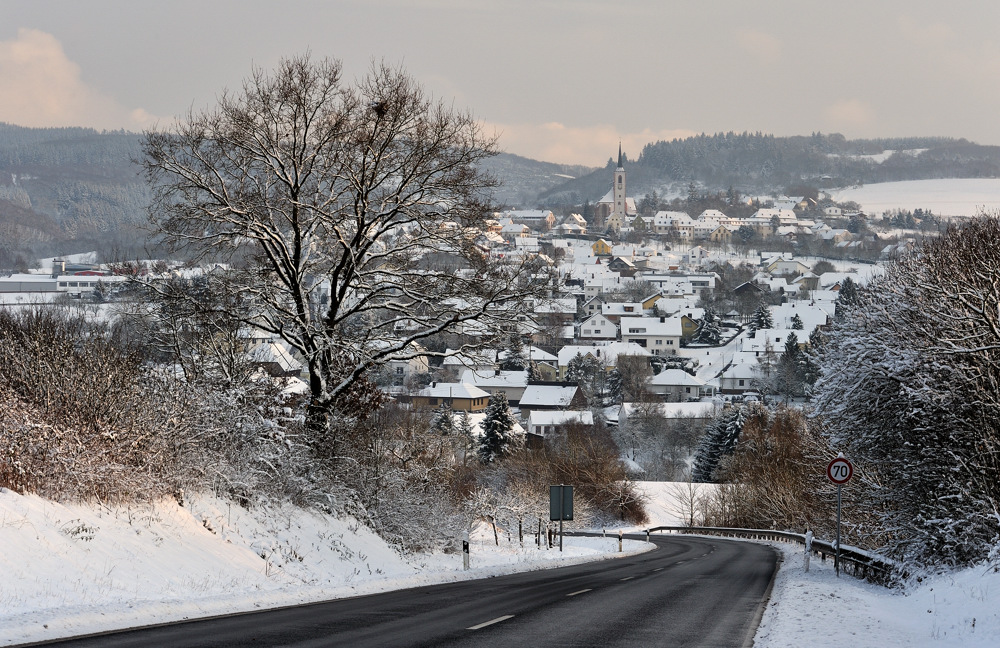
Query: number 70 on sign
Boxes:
[{"xmin": 827, "ymin": 456, "xmax": 853, "ymax": 484}]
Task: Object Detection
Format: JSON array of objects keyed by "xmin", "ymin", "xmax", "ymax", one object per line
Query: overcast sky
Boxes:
[{"xmin": 2, "ymin": 1, "xmax": 999, "ymax": 166}]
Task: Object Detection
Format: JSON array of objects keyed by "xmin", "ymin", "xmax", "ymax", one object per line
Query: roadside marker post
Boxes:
[
  {"xmin": 462, "ymin": 532, "xmax": 470, "ymax": 570},
  {"xmin": 826, "ymin": 454, "xmax": 854, "ymax": 577}
]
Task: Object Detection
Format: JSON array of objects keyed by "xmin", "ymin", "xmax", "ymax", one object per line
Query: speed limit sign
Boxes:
[{"xmin": 827, "ymin": 456, "xmax": 853, "ymax": 485}]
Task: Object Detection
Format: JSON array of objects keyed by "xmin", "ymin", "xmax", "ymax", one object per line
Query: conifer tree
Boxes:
[
  {"xmin": 455, "ymin": 410, "xmax": 475, "ymax": 465},
  {"xmin": 748, "ymin": 302, "xmax": 774, "ymax": 334},
  {"xmin": 790, "ymin": 313, "xmax": 804, "ymax": 330},
  {"xmin": 432, "ymin": 403, "xmax": 455, "ymax": 436},
  {"xmin": 692, "ymin": 404, "xmax": 761, "ymax": 482},
  {"xmin": 478, "ymin": 392, "xmax": 517, "ymax": 463}
]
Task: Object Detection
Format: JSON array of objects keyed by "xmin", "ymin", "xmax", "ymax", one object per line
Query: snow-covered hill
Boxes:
[{"xmin": 831, "ymin": 178, "xmax": 1000, "ymax": 218}]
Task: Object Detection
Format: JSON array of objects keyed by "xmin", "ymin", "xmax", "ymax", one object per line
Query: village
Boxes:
[{"xmin": 0, "ymin": 149, "xmax": 894, "ymax": 480}]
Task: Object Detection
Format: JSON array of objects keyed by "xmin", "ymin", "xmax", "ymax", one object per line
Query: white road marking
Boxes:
[
  {"xmin": 467, "ymin": 615, "xmax": 514, "ymax": 630},
  {"xmin": 653, "ymin": 567, "xmax": 664, "ymax": 572},
  {"xmin": 567, "ymin": 589, "xmax": 592, "ymax": 597},
  {"xmin": 620, "ymin": 576, "xmax": 635, "ymax": 581}
]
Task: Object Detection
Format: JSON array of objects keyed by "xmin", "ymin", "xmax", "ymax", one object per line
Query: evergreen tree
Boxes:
[
  {"xmin": 790, "ymin": 313, "xmax": 804, "ymax": 330},
  {"xmin": 775, "ymin": 332, "xmax": 805, "ymax": 399},
  {"xmin": 432, "ymin": 403, "xmax": 455, "ymax": 436},
  {"xmin": 693, "ymin": 307, "xmax": 723, "ymax": 345},
  {"xmin": 802, "ymin": 327, "xmax": 825, "ymax": 386},
  {"xmin": 478, "ymin": 392, "xmax": 517, "ymax": 463},
  {"xmin": 606, "ymin": 367, "xmax": 623, "ymax": 404},
  {"xmin": 748, "ymin": 302, "xmax": 774, "ymax": 334},
  {"xmin": 834, "ymin": 276, "xmax": 861, "ymax": 319},
  {"xmin": 456, "ymin": 410, "xmax": 475, "ymax": 465},
  {"xmin": 692, "ymin": 404, "xmax": 761, "ymax": 482},
  {"xmin": 499, "ymin": 333, "xmax": 527, "ymax": 371}
]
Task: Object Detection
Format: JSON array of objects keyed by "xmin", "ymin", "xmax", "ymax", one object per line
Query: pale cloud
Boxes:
[
  {"xmin": 736, "ymin": 30, "xmax": 782, "ymax": 65},
  {"xmin": 897, "ymin": 15, "xmax": 955, "ymax": 43},
  {"xmin": 824, "ymin": 99, "xmax": 875, "ymax": 130},
  {"xmin": 488, "ymin": 121, "xmax": 698, "ymax": 166},
  {"xmin": 0, "ymin": 28, "xmax": 160, "ymax": 130}
]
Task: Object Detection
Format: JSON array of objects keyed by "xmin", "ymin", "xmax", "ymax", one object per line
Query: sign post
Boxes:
[
  {"xmin": 549, "ymin": 485, "xmax": 573, "ymax": 552},
  {"xmin": 826, "ymin": 454, "xmax": 854, "ymax": 577}
]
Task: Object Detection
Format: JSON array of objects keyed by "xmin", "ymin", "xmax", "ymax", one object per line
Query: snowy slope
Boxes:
[{"xmin": 831, "ymin": 178, "xmax": 1000, "ymax": 218}]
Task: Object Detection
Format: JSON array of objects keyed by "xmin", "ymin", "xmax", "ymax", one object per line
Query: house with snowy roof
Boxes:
[
  {"xmin": 619, "ymin": 316, "xmax": 683, "ymax": 356},
  {"xmin": 526, "ymin": 410, "xmax": 594, "ymax": 442},
  {"xmin": 504, "ymin": 209, "xmax": 555, "ymax": 231},
  {"xmin": 556, "ymin": 342, "xmax": 650, "ymax": 378},
  {"xmin": 460, "ymin": 369, "xmax": 529, "ymax": 405},
  {"xmin": 648, "ymin": 368, "xmax": 713, "ymax": 401},
  {"xmin": 579, "ymin": 313, "xmax": 618, "ymax": 341},
  {"xmin": 771, "ymin": 302, "xmax": 831, "ymax": 337},
  {"xmin": 411, "ymin": 382, "xmax": 491, "ymax": 412},
  {"xmin": 518, "ymin": 384, "xmax": 587, "ymax": 416},
  {"xmin": 719, "ymin": 361, "xmax": 760, "ymax": 394}
]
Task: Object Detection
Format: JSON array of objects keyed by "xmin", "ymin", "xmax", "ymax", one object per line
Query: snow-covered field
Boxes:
[
  {"xmin": 830, "ymin": 178, "xmax": 1000, "ymax": 218},
  {"xmin": 1, "ymin": 484, "xmax": 998, "ymax": 647}
]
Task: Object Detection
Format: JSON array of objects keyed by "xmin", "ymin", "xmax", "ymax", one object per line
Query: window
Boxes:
[
  {"xmin": 738, "ymin": 380, "xmax": 745, "ymax": 386},
  {"xmin": 429, "ymin": 398, "xmax": 438, "ymax": 405},
  {"xmin": 395, "ymin": 367, "xmax": 404, "ymax": 375},
  {"xmin": 655, "ymin": 340, "xmax": 662, "ymax": 345}
]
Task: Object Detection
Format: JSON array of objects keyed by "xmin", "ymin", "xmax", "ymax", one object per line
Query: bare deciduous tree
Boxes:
[{"xmin": 142, "ymin": 55, "xmax": 541, "ymax": 435}]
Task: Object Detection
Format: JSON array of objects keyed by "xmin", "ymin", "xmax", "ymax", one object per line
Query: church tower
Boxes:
[{"xmin": 606, "ymin": 143, "xmax": 627, "ymax": 232}]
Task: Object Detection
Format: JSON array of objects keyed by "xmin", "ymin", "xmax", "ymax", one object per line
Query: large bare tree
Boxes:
[{"xmin": 142, "ymin": 55, "xmax": 538, "ymax": 432}]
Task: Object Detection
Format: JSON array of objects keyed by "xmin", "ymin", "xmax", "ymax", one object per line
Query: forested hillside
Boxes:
[
  {"xmin": 0, "ymin": 123, "xmax": 149, "ymax": 268},
  {"xmin": 538, "ymin": 132, "xmax": 1000, "ymax": 207},
  {"xmin": 0, "ymin": 123, "xmax": 591, "ymax": 268},
  {"xmin": 4, "ymin": 123, "xmax": 1000, "ymax": 270}
]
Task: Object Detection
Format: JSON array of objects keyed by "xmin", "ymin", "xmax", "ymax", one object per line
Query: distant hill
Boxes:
[
  {"xmin": 3, "ymin": 123, "xmax": 1000, "ymax": 269},
  {"xmin": 537, "ymin": 132, "xmax": 1000, "ymax": 207},
  {"xmin": 479, "ymin": 152, "xmax": 595, "ymax": 209},
  {"xmin": 0, "ymin": 123, "xmax": 149, "ymax": 268}
]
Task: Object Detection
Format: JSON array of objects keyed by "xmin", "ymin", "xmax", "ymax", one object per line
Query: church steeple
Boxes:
[{"xmin": 607, "ymin": 143, "xmax": 627, "ymax": 232}]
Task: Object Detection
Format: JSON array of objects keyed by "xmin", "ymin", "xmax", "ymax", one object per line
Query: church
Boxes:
[{"xmin": 593, "ymin": 144, "xmax": 636, "ymax": 232}]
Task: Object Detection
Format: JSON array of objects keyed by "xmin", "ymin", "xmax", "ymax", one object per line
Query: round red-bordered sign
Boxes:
[{"xmin": 827, "ymin": 456, "xmax": 853, "ymax": 484}]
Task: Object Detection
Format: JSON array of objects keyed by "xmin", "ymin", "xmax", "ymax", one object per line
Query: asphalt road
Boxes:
[{"xmin": 30, "ymin": 534, "xmax": 778, "ymax": 648}]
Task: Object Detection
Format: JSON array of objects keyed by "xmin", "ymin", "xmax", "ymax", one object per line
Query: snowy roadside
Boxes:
[
  {"xmin": 4, "ymin": 485, "xmax": 998, "ymax": 648},
  {"xmin": 753, "ymin": 541, "xmax": 1000, "ymax": 648},
  {"xmin": 0, "ymin": 489, "xmax": 652, "ymax": 647}
]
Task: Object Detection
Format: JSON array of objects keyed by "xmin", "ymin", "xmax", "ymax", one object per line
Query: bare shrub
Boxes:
[{"xmin": 702, "ymin": 406, "xmax": 831, "ymax": 532}]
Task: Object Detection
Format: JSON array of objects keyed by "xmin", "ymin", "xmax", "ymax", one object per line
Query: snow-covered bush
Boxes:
[
  {"xmin": 813, "ymin": 216, "xmax": 1000, "ymax": 567},
  {"xmin": 0, "ymin": 307, "xmax": 322, "ymax": 507}
]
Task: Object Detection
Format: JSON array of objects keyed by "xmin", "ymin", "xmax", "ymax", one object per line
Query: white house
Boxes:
[
  {"xmin": 619, "ymin": 316, "xmax": 683, "ymax": 355},
  {"xmin": 460, "ymin": 369, "xmax": 529, "ymax": 404},
  {"xmin": 578, "ymin": 313, "xmax": 618, "ymax": 341},
  {"xmin": 527, "ymin": 410, "xmax": 594, "ymax": 438},
  {"xmin": 648, "ymin": 369, "xmax": 714, "ymax": 401}
]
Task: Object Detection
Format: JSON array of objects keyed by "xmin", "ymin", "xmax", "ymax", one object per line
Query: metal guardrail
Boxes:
[{"xmin": 645, "ymin": 525, "xmax": 901, "ymax": 586}]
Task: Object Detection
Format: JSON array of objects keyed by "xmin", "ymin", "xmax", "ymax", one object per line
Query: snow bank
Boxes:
[
  {"xmin": 755, "ymin": 542, "xmax": 1000, "ymax": 648},
  {"xmin": 0, "ymin": 489, "xmax": 650, "ymax": 646}
]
